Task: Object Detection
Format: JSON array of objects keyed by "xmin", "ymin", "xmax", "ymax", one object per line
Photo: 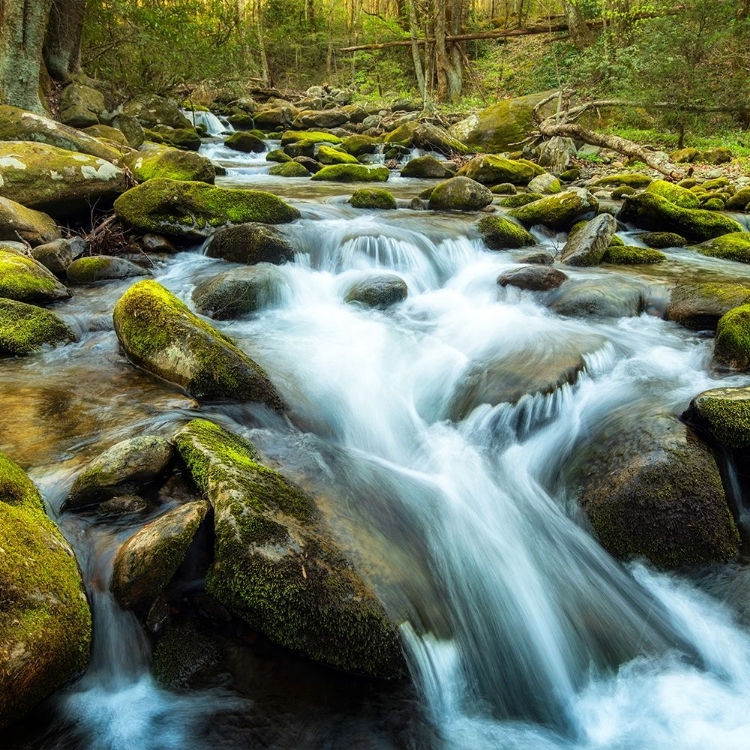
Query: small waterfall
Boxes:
[{"xmin": 182, "ymin": 109, "xmax": 231, "ymax": 136}]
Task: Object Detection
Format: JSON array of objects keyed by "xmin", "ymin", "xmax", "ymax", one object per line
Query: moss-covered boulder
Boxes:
[
  {"xmin": 499, "ymin": 193, "xmax": 543, "ymax": 208},
  {"xmin": 645, "ymin": 179, "xmax": 701, "ymax": 209},
  {"xmin": 193, "ymin": 265, "xmax": 287, "ymax": 319},
  {"xmin": 111, "ymin": 500, "xmax": 210, "ymax": 611},
  {"xmin": 0, "ymin": 105, "xmax": 121, "ymax": 162},
  {"xmin": 725, "ymin": 187, "xmax": 750, "ymax": 212},
  {"xmin": 111, "ymin": 113, "xmax": 145, "ymax": 148},
  {"xmin": 0, "ymin": 197, "xmax": 59, "ymax": 246},
  {"xmin": 121, "ymin": 94, "xmax": 192, "ymax": 130},
  {"xmin": 527, "ymin": 173, "xmax": 561, "ymax": 194},
  {"xmin": 65, "ymin": 435, "xmax": 174, "ymax": 511},
  {"xmin": 383, "ymin": 121, "xmax": 419, "ymax": 147},
  {"xmin": 696, "ymin": 232, "xmax": 750, "ymax": 263},
  {"xmin": 174, "ymin": 419, "xmax": 405, "ymax": 679},
  {"xmin": 611, "ymin": 185, "xmax": 636, "ymax": 199},
  {"xmin": 342, "ymin": 134, "xmax": 380, "ymax": 157},
  {"xmin": 266, "ymin": 149, "xmax": 291, "ymax": 163},
  {"xmin": 428, "ymin": 176, "xmax": 493, "ymax": 211},
  {"xmin": 477, "ymin": 215, "xmax": 535, "ymax": 249},
  {"xmin": 83, "ymin": 124, "xmax": 129, "ymax": 147},
  {"xmin": 667, "ymin": 282, "xmax": 750, "ymax": 331},
  {"xmin": 601, "ymin": 245, "xmax": 666, "ymax": 265},
  {"xmin": 66, "ymin": 255, "xmax": 148, "ymax": 284},
  {"xmin": 59, "ymin": 83, "xmax": 105, "ymax": 128},
  {"xmin": 280, "ymin": 130, "xmax": 342, "ymax": 146},
  {"xmin": 714, "ymin": 304, "xmax": 750, "ymax": 369},
  {"xmin": 685, "ymin": 387, "xmax": 750, "ymax": 452},
  {"xmin": 344, "ymin": 274, "xmax": 408, "ymax": 308},
  {"xmin": 0, "ymin": 250, "xmax": 70, "ymax": 303},
  {"xmin": 508, "ymin": 188, "xmax": 598, "ymax": 230},
  {"xmin": 0, "ymin": 451, "xmax": 91, "ymax": 728},
  {"xmin": 268, "ymin": 161, "xmax": 310, "ymax": 177},
  {"xmin": 124, "ymin": 143, "xmax": 215, "ymax": 184},
  {"xmin": 641, "ymin": 231, "xmax": 686, "ymax": 248},
  {"xmin": 561, "ymin": 213, "xmax": 616, "ymax": 266},
  {"xmin": 317, "ymin": 145, "xmax": 359, "ymax": 165},
  {"xmin": 145, "ymin": 125, "xmax": 201, "ymax": 152},
  {"xmin": 0, "ymin": 142, "xmax": 127, "ymax": 215},
  {"xmin": 0, "ymin": 299, "xmax": 75, "ymax": 356},
  {"xmin": 114, "ymin": 179, "xmax": 300, "ymax": 237},
  {"xmin": 151, "ymin": 618, "xmax": 222, "ymax": 689},
  {"xmin": 311, "ymin": 164, "xmax": 389, "ymax": 183},
  {"xmin": 458, "ymin": 155, "xmax": 545, "ymax": 185},
  {"xmin": 113, "ymin": 280, "xmax": 284, "ymax": 406},
  {"xmin": 592, "ymin": 173, "xmax": 652, "ymax": 189},
  {"xmin": 619, "ymin": 193, "xmax": 743, "ymax": 242},
  {"xmin": 564, "ymin": 411, "xmax": 739, "ymax": 568},
  {"xmin": 401, "ymin": 155, "xmax": 453, "ymax": 179},
  {"xmin": 350, "ymin": 188, "xmax": 397, "ymax": 210},
  {"xmin": 206, "ymin": 223, "xmax": 295, "ymax": 265},
  {"xmin": 225, "ymin": 131, "xmax": 265, "ymax": 153},
  {"xmin": 498, "ymin": 265, "xmax": 568, "ymax": 291},
  {"xmin": 411, "ymin": 122, "xmax": 468, "ymax": 156}
]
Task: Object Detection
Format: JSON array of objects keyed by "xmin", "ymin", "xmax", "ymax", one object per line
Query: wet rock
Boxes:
[
  {"xmin": 0, "ymin": 197, "xmax": 60, "ymax": 246},
  {"xmin": 145, "ymin": 125, "xmax": 202, "ymax": 151},
  {"xmin": 686, "ymin": 386, "xmax": 750, "ymax": 451},
  {"xmin": 142, "ymin": 234, "xmax": 177, "ymax": 254},
  {"xmin": 499, "ymin": 193, "xmax": 543, "ymax": 208},
  {"xmin": 66, "ymin": 255, "xmax": 149, "ymax": 284},
  {"xmin": 193, "ymin": 265, "xmax": 287, "ymax": 319},
  {"xmin": 601, "ymin": 245, "xmax": 666, "ymax": 265},
  {"xmin": 266, "ymin": 148, "xmax": 291, "ymax": 163},
  {"xmin": 477, "ymin": 215, "xmax": 535, "ymax": 249},
  {"xmin": 114, "ymin": 179, "xmax": 300, "ymax": 237},
  {"xmin": 0, "ymin": 451, "xmax": 91, "ymax": 728},
  {"xmin": 113, "ymin": 280, "xmax": 285, "ymax": 406},
  {"xmin": 714, "ymin": 304, "xmax": 750, "ymax": 370},
  {"xmin": 498, "ymin": 266, "xmax": 568, "ymax": 292},
  {"xmin": 293, "ymin": 109, "xmax": 349, "ymax": 129},
  {"xmin": 152, "ymin": 619, "xmax": 223, "ymax": 688},
  {"xmin": 527, "ymin": 173, "xmax": 561, "ymax": 194},
  {"xmin": 344, "ymin": 274, "xmax": 408, "ymax": 308},
  {"xmin": 293, "ymin": 156, "xmax": 322, "ymax": 173},
  {"xmin": 667, "ymin": 282, "xmax": 750, "ymax": 330},
  {"xmin": 97, "ymin": 494, "xmax": 148, "ymax": 515},
  {"xmin": 428, "ymin": 176, "xmax": 493, "ymax": 211},
  {"xmin": 547, "ymin": 278, "xmax": 648, "ymax": 318},
  {"xmin": 121, "ymin": 93, "xmax": 192, "ymax": 130},
  {"xmin": 645, "ymin": 179, "xmax": 700, "ymax": 209},
  {"xmin": 0, "ymin": 299, "xmax": 76, "ymax": 355},
  {"xmin": 561, "ymin": 213, "xmax": 616, "ymax": 267},
  {"xmin": 206, "ymin": 222, "xmax": 295, "ymax": 265},
  {"xmin": 341, "ymin": 134, "xmax": 380, "ymax": 157},
  {"xmin": 401, "ymin": 155, "xmax": 454, "ymax": 179},
  {"xmin": 725, "ymin": 187, "xmax": 750, "ymax": 212},
  {"xmin": 489, "ymin": 183, "xmax": 516, "ymax": 195},
  {"xmin": 65, "ymin": 435, "xmax": 174, "ymax": 510},
  {"xmin": 225, "ymin": 131, "xmax": 265, "ymax": 153},
  {"xmin": 640, "ymin": 231, "xmax": 686, "ymax": 249},
  {"xmin": 280, "ymin": 129, "xmax": 342, "ymax": 147},
  {"xmin": 518, "ymin": 251, "xmax": 554, "ymax": 265},
  {"xmin": 411, "ymin": 122, "xmax": 468, "ymax": 156},
  {"xmin": 311, "ymin": 164, "xmax": 389, "ymax": 182},
  {"xmin": 0, "ymin": 250, "xmax": 70, "ymax": 303},
  {"xmin": 350, "ymin": 188, "xmax": 396, "ymax": 210},
  {"xmin": 564, "ymin": 411, "xmax": 739, "ymax": 568},
  {"xmin": 458, "ymin": 155, "xmax": 544, "ymax": 185},
  {"xmin": 111, "ymin": 500, "xmax": 210, "ymax": 611},
  {"xmin": 317, "ymin": 145, "xmax": 358, "ymax": 165},
  {"xmin": 31, "ymin": 239, "xmax": 73, "ymax": 275},
  {"xmin": 508, "ymin": 189, "xmax": 598, "ymax": 231},
  {"xmin": 174, "ymin": 419, "xmax": 406, "ymax": 679},
  {"xmin": 696, "ymin": 232, "xmax": 750, "ymax": 263},
  {"xmin": 268, "ymin": 161, "xmax": 311, "ymax": 177},
  {"xmin": 124, "ymin": 143, "xmax": 215, "ymax": 184}
]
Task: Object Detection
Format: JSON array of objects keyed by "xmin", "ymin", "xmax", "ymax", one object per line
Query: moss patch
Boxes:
[
  {"xmin": 317, "ymin": 145, "xmax": 358, "ymax": 165},
  {"xmin": 280, "ymin": 130, "xmax": 342, "ymax": 146},
  {"xmin": 715, "ymin": 304, "xmax": 750, "ymax": 369},
  {"xmin": 602, "ymin": 245, "xmax": 666, "ymax": 264},
  {"xmin": 0, "ymin": 250, "xmax": 70, "ymax": 303},
  {"xmin": 311, "ymin": 164, "xmax": 389, "ymax": 183},
  {"xmin": 645, "ymin": 180, "xmax": 700, "ymax": 209},
  {"xmin": 477, "ymin": 215, "xmax": 534, "ymax": 249},
  {"xmin": 696, "ymin": 232, "xmax": 750, "ymax": 263},
  {"xmin": 0, "ymin": 299, "xmax": 75, "ymax": 355},
  {"xmin": 592, "ymin": 172, "xmax": 652, "ymax": 189},
  {"xmin": 350, "ymin": 188, "xmax": 396, "ymax": 210},
  {"xmin": 508, "ymin": 189, "xmax": 598, "ymax": 230},
  {"xmin": 268, "ymin": 161, "xmax": 310, "ymax": 177}
]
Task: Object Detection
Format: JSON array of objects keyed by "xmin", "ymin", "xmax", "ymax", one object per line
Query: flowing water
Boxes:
[{"xmin": 6, "ymin": 140, "xmax": 750, "ymax": 749}]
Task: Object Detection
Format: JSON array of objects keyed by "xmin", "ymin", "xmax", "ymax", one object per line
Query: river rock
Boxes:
[
  {"xmin": 401, "ymin": 156, "xmax": 455, "ymax": 179},
  {"xmin": 619, "ymin": 193, "xmax": 742, "ymax": 242},
  {"xmin": 225, "ymin": 131, "xmax": 265, "ymax": 153},
  {"xmin": 508, "ymin": 189, "xmax": 598, "ymax": 230},
  {"xmin": 645, "ymin": 179, "xmax": 700, "ymax": 209},
  {"xmin": 173, "ymin": 419, "xmax": 406, "ymax": 679},
  {"xmin": 0, "ymin": 451, "xmax": 91, "ymax": 728},
  {"xmin": 66, "ymin": 255, "xmax": 149, "ymax": 284},
  {"xmin": 411, "ymin": 122, "xmax": 468, "ymax": 155},
  {"xmin": 65, "ymin": 435, "xmax": 174, "ymax": 510},
  {"xmin": 498, "ymin": 266, "xmax": 568, "ymax": 291},
  {"xmin": 696, "ymin": 232, "xmax": 750, "ymax": 263},
  {"xmin": 592, "ymin": 173, "xmax": 653, "ymax": 189},
  {"xmin": 254, "ymin": 104, "xmax": 297, "ymax": 129},
  {"xmin": 146, "ymin": 125, "xmax": 202, "ymax": 151},
  {"xmin": 518, "ymin": 251, "xmax": 555, "ymax": 265},
  {"xmin": 121, "ymin": 94, "xmax": 192, "ymax": 130},
  {"xmin": 527, "ymin": 173, "xmax": 562, "ymax": 194},
  {"xmin": 564, "ymin": 410, "xmax": 739, "ymax": 568},
  {"xmin": 111, "ymin": 113, "xmax": 145, "ymax": 148},
  {"xmin": 458, "ymin": 155, "xmax": 545, "ymax": 185},
  {"xmin": 294, "ymin": 109, "xmax": 349, "ymax": 129},
  {"xmin": 477, "ymin": 215, "xmax": 535, "ymax": 249},
  {"xmin": 725, "ymin": 187, "xmax": 750, "ymax": 212},
  {"xmin": 152, "ymin": 618, "xmax": 222, "ymax": 689},
  {"xmin": 547, "ymin": 278, "xmax": 648, "ymax": 318},
  {"xmin": 317, "ymin": 145, "xmax": 358, "ymax": 165},
  {"xmin": 111, "ymin": 500, "xmax": 210, "ymax": 611},
  {"xmin": 268, "ymin": 161, "xmax": 311, "ymax": 177},
  {"xmin": 113, "ymin": 280, "xmax": 285, "ymax": 406},
  {"xmin": 266, "ymin": 149, "xmax": 291, "ymax": 163},
  {"xmin": 114, "ymin": 179, "xmax": 300, "ymax": 237},
  {"xmin": 142, "ymin": 234, "xmax": 177, "ymax": 253},
  {"xmin": 561, "ymin": 213, "xmax": 616, "ymax": 266},
  {"xmin": 311, "ymin": 164, "xmax": 389, "ymax": 182},
  {"xmin": 0, "ymin": 142, "xmax": 128, "ymax": 215},
  {"xmin": 124, "ymin": 143, "xmax": 215, "ymax": 184},
  {"xmin": 30, "ymin": 239, "xmax": 73, "ymax": 275},
  {"xmin": 193, "ymin": 265, "xmax": 287, "ymax": 319},
  {"xmin": 714, "ymin": 304, "xmax": 750, "ymax": 370},
  {"xmin": 0, "ymin": 249, "xmax": 70, "ymax": 303},
  {"xmin": 0, "ymin": 197, "xmax": 60, "ymax": 246},
  {"xmin": 341, "ymin": 134, "xmax": 379, "ymax": 157},
  {"xmin": 280, "ymin": 130, "xmax": 342, "ymax": 147},
  {"xmin": 0, "ymin": 298, "xmax": 75, "ymax": 356},
  {"xmin": 350, "ymin": 188, "xmax": 397, "ymax": 210},
  {"xmin": 685, "ymin": 386, "xmax": 750, "ymax": 452},
  {"xmin": 537, "ymin": 136, "xmax": 577, "ymax": 174},
  {"xmin": 667, "ymin": 282, "xmax": 750, "ymax": 330},
  {"xmin": 206, "ymin": 222, "xmax": 295, "ymax": 265},
  {"xmin": 428, "ymin": 176, "xmax": 493, "ymax": 211},
  {"xmin": 344, "ymin": 274, "xmax": 408, "ymax": 308},
  {"xmin": 83, "ymin": 124, "xmax": 129, "ymax": 147},
  {"xmin": 640, "ymin": 231, "xmax": 686, "ymax": 249},
  {"xmin": 601, "ymin": 245, "xmax": 666, "ymax": 265},
  {"xmin": 60, "ymin": 82, "xmax": 105, "ymax": 128}
]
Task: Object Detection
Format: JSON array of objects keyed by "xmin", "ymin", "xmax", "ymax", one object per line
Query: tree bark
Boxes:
[
  {"xmin": 563, "ymin": 1, "xmax": 594, "ymax": 50},
  {"xmin": 0, "ymin": 0, "xmax": 53, "ymax": 113},
  {"xmin": 44, "ymin": 0, "xmax": 86, "ymax": 82},
  {"xmin": 408, "ymin": 0, "xmax": 431, "ymax": 112}
]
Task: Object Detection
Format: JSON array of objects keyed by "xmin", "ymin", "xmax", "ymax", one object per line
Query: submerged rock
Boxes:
[
  {"xmin": 601, "ymin": 245, "xmax": 666, "ymax": 265},
  {"xmin": 113, "ymin": 280, "xmax": 285, "ymax": 406},
  {"xmin": 344, "ymin": 274, "xmax": 408, "ymax": 308},
  {"xmin": 0, "ymin": 197, "xmax": 60, "ymax": 246},
  {"xmin": 0, "ymin": 250, "xmax": 70, "ymax": 303},
  {"xmin": 640, "ymin": 231, "xmax": 686, "ymax": 249},
  {"xmin": 547, "ymin": 278, "xmax": 649, "ymax": 318},
  {"xmin": 206, "ymin": 223, "xmax": 295, "ymax": 265},
  {"xmin": 428, "ymin": 176, "xmax": 493, "ymax": 211},
  {"xmin": 0, "ymin": 299, "xmax": 76, "ymax": 355},
  {"xmin": 174, "ymin": 419, "xmax": 406, "ymax": 679},
  {"xmin": 193, "ymin": 265, "xmax": 287, "ymax": 319},
  {"xmin": 66, "ymin": 255, "xmax": 148, "ymax": 284},
  {"xmin": 477, "ymin": 215, "xmax": 535, "ymax": 249}
]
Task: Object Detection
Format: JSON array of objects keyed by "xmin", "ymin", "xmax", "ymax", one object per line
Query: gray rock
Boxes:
[
  {"xmin": 498, "ymin": 265, "xmax": 568, "ymax": 291},
  {"xmin": 428, "ymin": 176, "xmax": 493, "ymax": 211},
  {"xmin": 561, "ymin": 213, "xmax": 616, "ymax": 266},
  {"xmin": 206, "ymin": 223, "xmax": 295, "ymax": 265},
  {"xmin": 193, "ymin": 265, "xmax": 287, "ymax": 319},
  {"xmin": 547, "ymin": 278, "xmax": 648, "ymax": 318},
  {"xmin": 344, "ymin": 274, "xmax": 408, "ymax": 308},
  {"xmin": 66, "ymin": 255, "xmax": 148, "ymax": 284},
  {"xmin": 30, "ymin": 238, "xmax": 73, "ymax": 275}
]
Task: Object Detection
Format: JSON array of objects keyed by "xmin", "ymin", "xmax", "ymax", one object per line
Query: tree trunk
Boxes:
[
  {"xmin": 255, "ymin": 0, "xmax": 271, "ymax": 86},
  {"xmin": 44, "ymin": 0, "xmax": 86, "ymax": 82},
  {"xmin": 563, "ymin": 1, "xmax": 594, "ymax": 49},
  {"xmin": 433, "ymin": 0, "xmax": 462, "ymax": 102},
  {"xmin": 408, "ymin": 0, "xmax": 431, "ymax": 112}
]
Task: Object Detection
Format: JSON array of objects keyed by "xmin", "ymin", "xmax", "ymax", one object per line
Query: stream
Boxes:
[{"xmin": 5, "ymin": 135, "xmax": 750, "ymax": 749}]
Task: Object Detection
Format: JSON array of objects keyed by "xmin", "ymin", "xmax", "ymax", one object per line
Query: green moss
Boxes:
[
  {"xmin": 489, "ymin": 183, "xmax": 516, "ymax": 195},
  {"xmin": 477, "ymin": 215, "xmax": 535, "ymax": 249},
  {"xmin": 702, "ymin": 197, "xmax": 725, "ymax": 211},
  {"xmin": 641, "ymin": 231, "xmax": 686, "ymax": 248},
  {"xmin": 725, "ymin": 187, "xmax": 750, "ymax": 211},
  {"xmin": 602, "ymin": 245, "xmax": 666, "ymax": 264},
  {"xmin": 593, "ymin": 173, "xmax": 652, "ymax": 188},
  {"xmin": 311, "ymin": 164, "xmax": 389, "ymax": 183},
  {"xmin": 0, "ymin": 250, "xmax": 70, "ymax": 303},
  {"xmin": 715, "ymin": 304, "xmax": 750, "ymax": 369},
  {"xmin": 0, "ymin": 299, "xmax": 75, "ymax": 355},
  {"xmin": 268, "ymin": 161, "xmax": 310, "ymax": 177},
  {"xmin": 349, "ymin": 188, "xmax": 396, "ymax": 210},
  {"xmin": 459, "ymin": 155, "xmax": 545, "ymax": 185},
  {"xmin": 382, "ymin": 121, "xmax": 418, "ymax": 146},
  {"xmin": 341, "ymin": 134, "xmax": 380, "ymax": 157},
  {"xmin": 499, "ymin": 193, "xmax": 543, "ymax": 208},
  {"xmin": 702, "ymin": 177, "xmax": 730, "ymax": 191},
  {"xmin": 508, "ymin": 189, "xmax": 598, "ymax": 230},
  {"xmin": 147, "ymin": 126, "xmax": 201, "ymax": 151},
  {"xmin": 126, "ymin": 147, "xmax": 215, "ymax": 184},
  {"xmin": 645, "ymin": 180, "xmax": 700, "ymax": 209},
  {"xmin": 225, "ymin": 131, "xmax": 265, "ymax": 153},
  {"xmin": 608, "ymin": 234, "xmax": 625, "ymax": 246},
  {"xmin": 152, "ymin": 619, "xmax": 222, "ymax": 688},
  {"xmin": 696, "ymin": 232, "xmax": 750, "ymax": 263},
  {"xmin": 559, "ymin": 168, "xmax": 580, "ymax": 182},
  {"xmin": 265, "ymin": 149, "xmax": 291, "ymax": 163},
  {"xmin": 280, "ymin": 130, "xmax": 342, "ymax": 146},
  {"xmin": 690, "ymin": 388, "xmax": 750, "ymax": 450},
  {"xmin": 317, "ymin": 145, "xmax": 358, "ymax": 165},
  {"xmin": 611, "ymin": 185, "xmax": 636, "ymax": 199}
]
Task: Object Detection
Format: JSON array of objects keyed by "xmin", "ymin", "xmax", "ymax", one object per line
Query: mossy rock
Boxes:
[
  {"xmin": 702, "ymin": 177, "xmax": 730, "ymax": 191},
  {"xmin": 0, "ymin": 197, "xmax": 59, "ymax": 246},
  {"xmin": 146, "ymin": 125, "xmax": 201, "ymax": 152},
  {"xmin": 283, "ymin": 140, "xmax": 315, "ymax": 159},
  {"xmin": 641, "ymin": 231, "xmax": 686, "ymax": 249},
  {"xmin": 611, "ymin": 185, "xmax": 636, "ymax": 199},
  {"xmin": 645, "ymin": 180, "xmax": 700, "ymax": 209},
  {"xmin": 671, "ymin": 148, "xmax": 698, "ymax": 164},
  {"xmin": 527, "ymin": 173, "xmax": 561, "ymax": 194},
  {"xmin": 699, "ymin": 147, "xmax": 732, "ymax": 165},
  {"xmin": 113, "ymin": 280, "xmax": 285, "ymax": 407},
  {"xmin": 458, "ymin": 155, "xmax": 545, "ymax": 186},
  {"xmin": 592, "ymin": 173, "xmax": 652, "ymax": 189},
  {"xmin": 31, "ymin": 238, "xmax": 73, "ymax": 275},
  {"xmin": 265, "ymin": 149, "xmax": 291, "ymax": 163},
  {"xmin": 111, "ymin": 500, "xmax": 210, "ymax": 611},
  {"xmin": 695, "ymin": 232, "xmax": 750, "ymax": 263},
  {"xmin": 59, "ymin": 83, "xmax": 105, "ymax": 128},
  {"xmin": 428, "ymin": 176, "xmax": 493, "ymax": 212},
  {"xmin": 411, "ymin": 122, "xmax": 468, "ymax": 156},
  {"xmin": 608, "ymin": 234, "xmax": 625, "ymax": 246},
  {"xmin": 477, "ymin": 215, "xmax": 534, "ymax": 249},
  {"xmin": 619, "ymin": 193, "xmax": 742, "ymax": 242},
  {"xmin": 564, "ymin": 411, "xmax": 739, "ymax": 568},
  {"xmin": 602, "ymin": 245, "xmax": 666, "ymax": 265},
  {"xmin": 714, "ymin": 304, "xmax": 750, "ymax": 369},
  {"xmin": 317, "ymin": 145, "xmax": 359, "ymax": 165},
  {"xmin": 344, "ymin": 274, "xmax": 408, "ymax": 308},
  {"xmin": 206, "ymin": 223, "xmax": 295, "ymax": 265},
  {"xmin": 311, "ymin": 164, "xmax": 389, "ymax": 183},
  {"xmin": 349, "ymin": 188, "xmax": 396, "ymax": 210},
  {"xmin": 0, "ymin": 249, "xmax": 70, "ymax": 303},
  {"xmin": 0, "ymin": 142, "xmax": 127, "ymax": 216},
  {"xmin": 383, "ymin": 121, "xmax": 419, "ymax": 147},
  {"xmin": 667, "ymin": 282, "xmax": 750, "ymax": 331},
  {"xmin": 401, "ymin": 155, "xmax": 454, "ymax": 179},
  {"xmin": 125, "ymin": 143, "xmax": 215, "ymax": 184},
  {"xmin": 686, "ymin": 387, "xmax": 750, "ymax": 451},
  {"xmin": 114, "ymin": 179, "xmax": 300, "ymax": 237},
  {"xmin": 225, "ymin": 131, "xmax": 265, "ymax": 153},
  {"xmin": 499, "ymin": 193, "xmax": 543, "ymax": 208},
  {"xmin": 66, "ymin": 255, "xmax": 148, "ymax": 284},
  {"xmin": 561, "ymin": 213, "xmax": 616, "ymax": 266},
  {"xmin": 559, "ymin": 168, "xmax": 580, "ymax": 182},
  {"xmin": 280, "ymin": 130, "xmax": 342, "ymax": 146},
  {"xmin": 0, "ymin": 298, "xmax": 75, "ymax": 355},
  {"xmin": 152, "ymin": 618, "xmax": 223, "ymax": 689},
  {"xmin": 701, "ymin": 198, "xmax": 725, "ymax": 211},
  {"xmin": 173, "ymin": 419, "xmax": 406, "ymax": 679},
  {"xmin": 111, "ymin": 113, "xmax": 145, "ymax": 148},
  {"xmin": 341, "ymin": 134, "xmax": 380, "ymax": 157},
  {"xmin": 725, "ymin": 187, "xmax": 750, "ymax": 211},
  {"xmin": 193, "ymin": 265, "xmax": 287, "ymax": 320},
  {"xmin": 0, "ymin": 451, "xmax": 91, "ymax": 728},
  {"xmin": 122, "ymin": 94, "xmax": 192, "ymax": 130},
  {"xmin": 268, "ymin": 161, "xmax": 310, "ymax": 177},
  {"xmin": 82, "ymin": 124, "xmax": 129, "ymax": 147},
  {"xmin": 508, "ymin": 188, "xmax": 598, "ymax": 230},
  {"xmin": 489, "ymin": 183, "xmax": 516, "ymax": 195}
]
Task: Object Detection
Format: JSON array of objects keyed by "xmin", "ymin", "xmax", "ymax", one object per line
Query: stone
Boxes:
[
  {"xmin": 537, "ymin": 136, "xmax": 577, "ymax": 174},
  {"xmin": 268, "ymin": 161, "xmax": 311, "ymax": 177},
  {"xmin": 59, "ymin": 83, "xmax": 105, "ymax": 128},
  {"xmin": 142, "ymin": 234, "xmax": 177, "ymax": 253},
  {"xmin": 311, "ymin": 165, "xmax": 389, "ymax": 182},
  {"xmin": 0, "ymin": 197, "xmax": 60, "ymax": 246},
  {"xmin": 124, "ymin": 143, "xmax": 215, "ymax": 184},
  {"xmin": 0, "ymin": 249, "xmax": 70, "ymax": 303},
  {"xmin": 401, "ymin": 155, "xmax": 454, "ymax": 179},
  {"xmin": 121, "ymin": 94, "xmax": 192, "ymax": 130},
  {"xmin": 0, "ymin": 299, "xmax": 75, "ymax": 356},
  {"xmin": 527, "ymin": 173, "xmax": 561, "ymax": 194},
  {"xmin": 477, "ymin": 215, "xmax": 535, "ymax": 249},
  {"xmin": 193, "ymin": 265, "xmax": 287, "ymax": 320},
  {"xmin": 458, "ymin": 155, "xmax": 545, "ymax": 185},
  {"xmin": 206, "ymin": 223, "xmax": 295, "ymax": 265},
  {"xmin": 714, "ymin": 304, "xmax": 750, "ymax": 370},
  {"xmin": 30, "ymin": 239, "xmax": 73, "ymax": 275},
  {"xmin": 546, "ymin": 278, "xmax": 648, "ymax": 318},
  {"xmin": 225, "ymin": 131, "xmax": 265, "ymax": 153},
  {"xmin": 667, "ymin": 282, "xmax": 750, "ymax": 330},
  {"xmin": 696, "ymin": 232, "xmax": 750, "ymax": 263},
  {"xmin": 592, "ymin": 173, "xmax": 652, "ymax": 189},
  {"xmin": 145, "ymin": 125, "xmax": 202, "ymax": 151},
  {"xmin": 561, "ymin": 213, "xmax": 616, "ymax": 266},
  {"xmin": 293, "ymin": 109, "xmax": 349, "ymax": 129},
  {"xmin": 411, "ymin": 122, "xmax": 468, "ymax": 155},
  {"xmin": 428, "ymin": 176, "xmax": 493, "ymax": 211},
  {"xmin": 66, "ymin": 255, "xmax": 149, "ymax": 284},
  {"xmin": 685, "ymin": 387, "xmax": 750, "ymax": 451},
  {"xmin": 341, "ymin": 135, "xmax": 380, "ymax": 157},
  {"xmin": 349, "ymin": 188, "xmax": 397, "ymax": 210},
  {"xmin": 111, "ymin": 113, "xmax": 145, "ymax": 148},
  {"xmin": 316, "ymin": 145, "xmax": 359, "ymax": 165},
  {"xmin": 518, "ymin": 251, "xmax": 554, "ymax": 265},
  {"xmin": 344, "ymin": 274, "xmax": 408, "ymax": 308},
  {"xmin": 640, "ymin": 231, "xmax": 686, "ymax": 248},
  {"xmin": 498, "ymin": 266, "xmax": 567, "ymax": 291},
  {"xmin": 646, "ymin": 179, "xmax": 700, "ymax": 209},
  {"xmin": 83, "ymin": 124, "xmax": 129, "ymax": 146},
  {"xmin": 601, "ymin": 245, "xmax": 666, "ymax": 265},
  {"xmin": 508, "ymin": 188, "xmax": 598, "ymax": 230}
]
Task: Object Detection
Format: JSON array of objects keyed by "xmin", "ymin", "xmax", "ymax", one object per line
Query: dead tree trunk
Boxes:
[{"xmin": 44, "ymin": 0, "xmax": 86, "ymax": 82}]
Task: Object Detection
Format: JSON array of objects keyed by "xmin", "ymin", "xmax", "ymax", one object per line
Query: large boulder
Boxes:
[
  {"xmin": 174, "ymin": 419, "xmax": 405, "ymax": 679},
  {"xmin": 113, "ymin": 280, "xmax": 285, "ymax": 407},
  {"xmin": 293, "ymin": 109, "xmax": 349, "ymax": 129},
  {"xmin": 0, "ymin": 451, "xmax": 91, "ymax": 728},
  {"xmin": 0, "ymin": 249, "xmax": 70, "ymax": 303},
  {"xmin": 111, "ymin": 501, "xmax": 210, "ymax": 611},
  {"xmin": 311, "ymin": 165, "xmax": 389, "ymax": 182},
  {"xmin": 477, "ymin": 215, "xmax": 535, "ymax": 249},
  {"xmin": 268, "ymin": 161, "xmax": 311, "ymax": 177},
  {"xmin": 560, "ymin": 213, "xmax": 616, "ymax": 266},
  {"xmin": 0, "ymin": 197, "xmax": 60, "ymax": 246},
  {"xmin": 83, "ymin": 124, "xmax": 129, "ymax": 147},
  {"xmin": 564, "ymin": 411, "xmax": 739, "ymax": 568},
  {"xmin": 0, "ymin": 298, "xmax": 75, "ymax": 355},
  {"xmin": 0, "ymin": 142, "xmax": 127, "ymax": 215},
  {"xmin": 458, "ymin": 155, "xmax": 545, "ymax": 185},
  {"xmin": 508, "ymin": 188, "xmax": 598, "ymax": 230},
  {"xmin": 619, "ymin": 193, "xmax": 743, "ymax": 242},
  {"xmin": 667, "ymin": 281, "xmax": 750, "ymax": 330},
  {"xmin": 401, "ymin": 156, "xmax": 455, "ymax": 179},
  {"xmin": 59, "ymin": 83, "xmax": 106, "ymax": 128},
  {"xmin": 350, "ymin": 188, "xmax": 397, "ymax": 210},
  {"xmin": 111, "ymin": 113, "xmax": 145, "ymax": 148},
  {"xmin": 341, "ymin": 134, "xmax": 380, "ymax": 157},
  {"xmin": 645, "ymin": 179, "xmax": 700, "ymax": 209},
  {"xmin": 121, "ymin": 94, "xmax": 192, "ymax": 130},
  {"xmin": 145, "ymin": 125, "xmax": 201, "ymax": 152},
  {"xmin": 206, "ymin": 223, "xmax": 295, "ymax": 265},
  {"xmin": 30, "ymin": 239, "xmax": 73, "ymax": 275},
  {"xmin": 696, "ymin": 232, "xmax": 750, "ymax": 263},
  {"xmin": 428, "ymin": 176, "xmax": 493, "ymax": 211},
  {"xmin": 225, "ymin": 131, "xmax": 265, "ymax": 153},
  {"xmin": 114, "ymin": 179, "xmax": 300, "ymax": 237},
  {"xmin": 546, "ymin": 278, "xmax": 648, "ymax": 318},
  {"xmin": 124, "ymin": 143, "xmax": 215, "ymax": 184},
  {"xmin": 0, "ymin": 105, "xmax": 121, "ymax": 162},
  {"xmin": 280, "ymin": 130, "xmax": 342, "ymax": 146},
  {"xmin": 411, "ymin": 122, "xmax": 468, "ymax": 155},
  {"xmin": 498, "ymin": 266, "xmax": 568, "ymax": 292},
  {"xmin": 193, "ymin": 265, "xmax": 287, "ymax": 320}
]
